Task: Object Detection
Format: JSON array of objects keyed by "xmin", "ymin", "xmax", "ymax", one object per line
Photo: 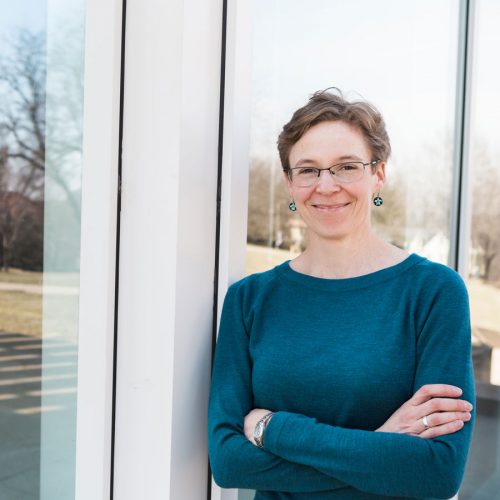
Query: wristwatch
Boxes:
[{"xmin": 254, "ymin": 412, "xmax": 275, "ymax": 448}]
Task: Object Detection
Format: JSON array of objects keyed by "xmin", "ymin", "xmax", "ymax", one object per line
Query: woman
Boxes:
[{"xmin": 208, "ymin": 89, "xmax": 475, "ymax": 499}]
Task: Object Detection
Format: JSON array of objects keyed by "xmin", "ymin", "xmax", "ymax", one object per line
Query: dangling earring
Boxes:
[
  {"xmin": 373, "ymin": 193, "xmax": 383, "ymax": 207},
  {"xmin": 289, "ymin": 200, "xmax": 297, "ymax": 212}
]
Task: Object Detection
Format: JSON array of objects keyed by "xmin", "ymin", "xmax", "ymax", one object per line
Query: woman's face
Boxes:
[{"xmin": 284, "ymin": 120, "xmax": 385, "ymax": 242}]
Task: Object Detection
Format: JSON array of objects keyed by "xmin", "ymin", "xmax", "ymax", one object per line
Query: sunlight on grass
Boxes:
[
  {"xmin": 0, "ymin": 269, "xmax": 79, "ymax": 340},
  {"xmin": 0, "ymin": 290, "xmax": 42, "ymax": 337},
  {"xmin": 0, "ymin": 268, "xmax": 42, "ymax": 285},
  {"xmin": 246, "ymin": 243, "xmax": 299, "ymax": 275}
]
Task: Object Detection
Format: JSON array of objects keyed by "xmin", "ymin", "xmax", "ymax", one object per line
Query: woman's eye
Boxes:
[
  {"xmin": 298, "ymin": 167, "xmax": 317, "ymax": 175},
  {"xmin": 338, "ymin": 163, "xmax": 357, "ymax": 171}
]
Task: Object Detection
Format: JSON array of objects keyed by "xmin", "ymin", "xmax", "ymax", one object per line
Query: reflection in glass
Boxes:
[
  {"xmin": 0, "ymin": 1, "xmax": 84, "ymax": 498},
  {"xmin": 246, "ymin": 0, "xmax": 459, "ymax": 278}
]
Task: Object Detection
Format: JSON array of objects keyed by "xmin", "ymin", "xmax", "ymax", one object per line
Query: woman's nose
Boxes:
[{"xmin": 315, "ymin": 169, "xmax": 341, "ymax": 192}]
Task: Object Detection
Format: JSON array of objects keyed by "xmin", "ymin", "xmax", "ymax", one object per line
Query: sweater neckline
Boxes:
[{"xmin": 275, "ymin": 253, "xmax": 425, "ymax": 291}]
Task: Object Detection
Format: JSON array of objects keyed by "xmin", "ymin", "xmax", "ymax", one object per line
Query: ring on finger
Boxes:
[{"xmin": 421, "ymin": 415, "xmax": 430, "ymax": 429}]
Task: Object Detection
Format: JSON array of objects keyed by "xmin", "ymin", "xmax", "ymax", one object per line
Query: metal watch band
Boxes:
[{"xmin": 254, "ymin": 412, "xmax": 275, "ymax": 448}]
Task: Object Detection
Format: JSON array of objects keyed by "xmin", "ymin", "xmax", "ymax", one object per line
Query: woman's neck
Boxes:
[{"xmin": 291, "ymin": 229, "xmax": 408, "ymax": 279}]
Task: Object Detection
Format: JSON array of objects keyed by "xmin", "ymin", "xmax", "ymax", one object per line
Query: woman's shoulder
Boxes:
[
  {"xmin": 226, "ymin": 262, "xmax": 284, "ymax": 298},
  {"xmin": 407, "ymin": 254, "xmax": 469, "ymax": 301},
  {"xmin": 410, "ymin": 255, "xmax": 465, "ymax": 282}
]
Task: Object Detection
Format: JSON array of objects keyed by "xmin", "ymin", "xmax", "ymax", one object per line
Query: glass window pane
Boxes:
[
  {"xmin": 460, "ymin": 0, "xmax": 500, "ymax": 497},
  {"xmin": 0, "ymin": 1, "xmax": 85, "ymax": 498},
  {"xmin": 246, "ymin": 0, "xmax": 459, "ymax": 277}
]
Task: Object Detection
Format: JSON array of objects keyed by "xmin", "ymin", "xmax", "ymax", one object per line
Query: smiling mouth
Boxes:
[{"xmin": 311, "ymin": 202, "xmax": 350, "ymax": 212}]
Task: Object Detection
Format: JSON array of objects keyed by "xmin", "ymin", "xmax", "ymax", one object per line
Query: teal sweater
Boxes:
[{"xmin": 208, "ymin": 254, "xmax": 475, "ymax": 499}]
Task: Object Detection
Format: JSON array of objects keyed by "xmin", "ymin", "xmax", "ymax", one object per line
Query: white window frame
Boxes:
[
  {"xmin": 211, "ymin": 0, "xmax": 255, "ymax": 498},
  {"xmin": 453, "ymin": 0, "xmax": 476, "ymax": 281},
  {"xmin": 75, "ymin": 0, "xmax": 124, "ymax": 499},
  {"xmin": 113, "ymin": 0, "xmax": 223, "ymax": 498}
]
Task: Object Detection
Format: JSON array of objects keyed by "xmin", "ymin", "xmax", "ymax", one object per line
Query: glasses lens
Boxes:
[
  {"xmin": 291, "ymin": 167, "xmax": 318, "ymax": 187},
  {"xmin": 334, "ymin": 162, "xmax": 364, "ymax": 183}
]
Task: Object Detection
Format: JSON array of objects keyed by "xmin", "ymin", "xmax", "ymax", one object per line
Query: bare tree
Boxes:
[
  {"xmin": 372, "ymin": 168, "xmax": 407, "ymax": 247},
  {"xmin": 470, "ymin": 143, "xmax": 500, "ymax": 282},
  {"xmin": 0, "ymin": 32, "xmax": 46, "ymax": 270},
  {"xmin": 0, "ymin": 31, "xmax": 46, "ymax": 199},
  {"xmin": 248, "ymin": 158, "xmax": 297, "ymax": 249},
  {"xmin": 0, "ymin": 29, "xmax": 82, "ymax": 217}
]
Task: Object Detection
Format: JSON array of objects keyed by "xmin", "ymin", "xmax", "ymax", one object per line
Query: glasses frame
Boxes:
[{"xmin": 287, "ymin": 159, "xmax": 380, "ymax": 187}]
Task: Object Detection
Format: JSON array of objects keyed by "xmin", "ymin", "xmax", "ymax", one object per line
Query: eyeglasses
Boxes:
[{"xmin": 287, "ymin": 160, "xmax": 379, "ymax": 187}]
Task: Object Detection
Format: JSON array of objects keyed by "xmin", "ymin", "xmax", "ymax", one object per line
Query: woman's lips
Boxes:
[{"xmin": 311, "ymin": 202, "xmax": 350, "ymax": 212}]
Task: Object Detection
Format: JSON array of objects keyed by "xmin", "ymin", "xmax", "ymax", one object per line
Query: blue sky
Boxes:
[
  {"xmin": 0, "ymin": 0, "xmax": 46, "ymax": 47},
  {"xmin": 250, "ymin": 0, "xmax": 500, "ymax": 165},
  {"xmin": 250, "ymin": 0, "xmax": 459, "ymax": 163}
]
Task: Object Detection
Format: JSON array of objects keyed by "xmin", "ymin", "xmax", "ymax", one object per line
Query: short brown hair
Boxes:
[{"xmin": 277, "ymin": 88, "xmax": 391, "ymax": 171}]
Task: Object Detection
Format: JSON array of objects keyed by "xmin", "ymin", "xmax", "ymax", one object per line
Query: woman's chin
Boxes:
[{"xmin": 310, "ymin": 225, "xmax": 351, "ymax": 242}]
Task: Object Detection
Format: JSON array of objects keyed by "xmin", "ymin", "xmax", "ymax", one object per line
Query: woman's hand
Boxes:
[
  {"xmin": 244, "ymin": 408, "xmax": 273, "ymax": 445},
  {"xmin": 376, "ymin": 384, "xmax": 473, "ymax": 438}
]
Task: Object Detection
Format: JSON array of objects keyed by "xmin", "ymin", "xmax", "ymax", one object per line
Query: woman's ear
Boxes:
[
  {"xmin": 375, "ymin": 161, "xmax": 386, "ymax": 192},
  {"xmin": 283, "ymin": 170, "xmax": 293, "ymax": 197}
]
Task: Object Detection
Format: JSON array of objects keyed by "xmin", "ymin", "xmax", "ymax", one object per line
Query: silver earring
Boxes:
[{"xmin": 289, "ymin": 200, "xmax": 297, "ymax": 212}]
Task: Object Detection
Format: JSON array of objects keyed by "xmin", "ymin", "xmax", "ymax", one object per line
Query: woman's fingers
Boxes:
[
  {"xmin": 419, "ymin": 419, "xmax": 466, "ymax": 439},
  {"xmin": 416, "ymin": 409, "xmax": 472, "ymax": 439},
  {"xmin": 420, "ymin": 397, "xmax": 473, "ymax": 416},
  {"xmin": 376, "ymin": 385, "xmax": 472, "ymax": 436},
  {"xmin": 420, "ymin": 411, "xmax": 471, "ymax": 429},
  {"xmin": 410, "ymin": 384, "xmax": 463, "ymax": 405}
]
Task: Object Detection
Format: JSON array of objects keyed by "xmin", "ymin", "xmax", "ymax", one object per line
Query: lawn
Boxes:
[
  {"xmin": 0, "ymin": 269, "xmax": 78, "ymax": 340},
  {"xmin": 0, "ymin": 290, "xmax": 42, "ymax": 337}
]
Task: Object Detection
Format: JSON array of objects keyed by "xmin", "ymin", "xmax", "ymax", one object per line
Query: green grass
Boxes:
[
  {"xmin": 0, "ymin": 290, "xmax": 42, "ymax": 337},
  {"xmin": 0, "ymin": 268, "xmax": 43, "ymax": 285}
]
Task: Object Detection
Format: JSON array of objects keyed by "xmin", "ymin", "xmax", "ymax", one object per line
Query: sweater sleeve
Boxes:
[
  {"xmin": 208, "ymin": 282, "xmax": 348, "ymax": 492},
  {"xmin": 263, "ymin": 270, "xmax": 476, "ymax": 499}
]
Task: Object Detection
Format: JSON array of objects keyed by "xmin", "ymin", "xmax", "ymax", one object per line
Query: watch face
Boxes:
[
  {"xmin": 254, "ymin": 421, "xmax": 265, "ymax": 447},
  {"xmin": 254, "ymin": 421, "xmax": 263, "ymax": 438},
  {"xmin": 254, "ymin": 413, "xmax": 273, "ymax": 447}
]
